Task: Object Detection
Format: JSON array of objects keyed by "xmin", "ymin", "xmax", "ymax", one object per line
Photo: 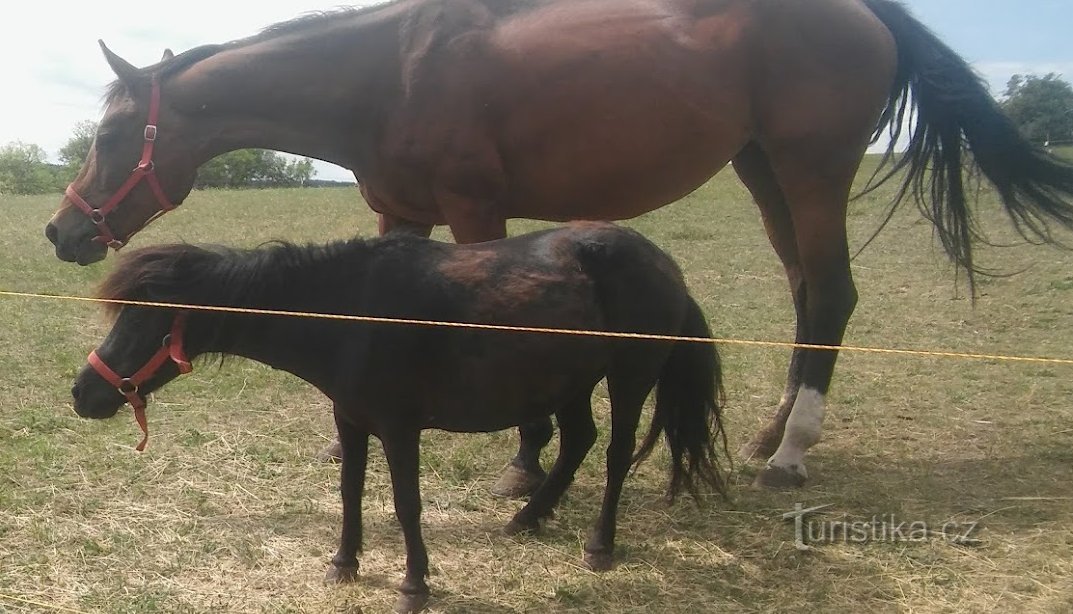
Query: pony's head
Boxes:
[
  {"xmin": 71, "ymin": 245, "xmax": 216, "ymax": 422},
  {"xmin": 46, "ymin": 42, "xmax": 205, "ymax": 265}
]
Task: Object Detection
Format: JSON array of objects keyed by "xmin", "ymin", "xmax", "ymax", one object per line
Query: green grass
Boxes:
[{"xmin": 2, "ymin": 162, "xmax": 1073, "ymax": 613}]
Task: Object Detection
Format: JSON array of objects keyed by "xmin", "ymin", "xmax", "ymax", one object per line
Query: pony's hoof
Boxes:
[
  {"xmin": 753, "ymin": 464, "xmax": 807, "ymax": 489},
  {"xmin": 503, "ymin": 516, "xmax": 540, "ymax": 536},
  {"xmin": 316, "ymin": 440, "xmax": 343, "ymax": 463},
  {"xmin": 395, "ymin": 591, "xmax": 429, "ymax": 613},
  {"xmin": 324, "ymin": 563, "xmax": 359, "ymax": 584},
  {"xmin": 583, "ymin": 550, "xmax": 615, "ymax": 572},
  {"xmin": 738, "ymin": 435, "xmax": 780, "ymax": 461},
  {"xmin": 490, "ymin": 464, "xmax": 545, "ymax": 499}
]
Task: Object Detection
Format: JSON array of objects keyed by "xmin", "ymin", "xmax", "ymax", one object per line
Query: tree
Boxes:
[
  {"xmin": 195, "ymin": 149, "xmax": 317, "ymax": 189},
  {"xmin": 0, "ymin": 142, "xmax": 64, "ymax": 195},
  {"xmin": 1002, "ymin": 73, "xmax": 1073, "ymax": 145},
  {"xmin": 58, "ymin": 121, "xmax": 99, "ymax": 174}
]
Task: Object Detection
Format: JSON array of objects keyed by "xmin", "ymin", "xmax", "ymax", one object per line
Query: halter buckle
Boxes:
[{"xmin": 144, "ymin": 125, "xmax": 158, "ymax": 142}]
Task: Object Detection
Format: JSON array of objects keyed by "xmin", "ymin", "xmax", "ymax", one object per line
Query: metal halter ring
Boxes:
[{"xmin": 118, "ymin": 378, "xmax": 138, "ymax": 395}]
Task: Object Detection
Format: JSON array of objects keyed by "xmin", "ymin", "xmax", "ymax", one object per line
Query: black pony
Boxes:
[{"xmin": 71, "ymin": 222, "xmax": 729, "ymax": 613}]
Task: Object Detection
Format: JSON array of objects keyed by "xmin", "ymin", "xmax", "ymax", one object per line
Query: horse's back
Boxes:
[{"xmin": 415, "ymin": 0, "xmax": 895, "ymax": 219}]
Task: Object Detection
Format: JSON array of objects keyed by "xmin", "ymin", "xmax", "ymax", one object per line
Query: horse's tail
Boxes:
[
  {"xmin": 632, "ymin": 297, "xmax": 730, "ymax": 502},
  {"xmin": 860, "ymin": 0, "xmax": 1073, "ymax": 293}
]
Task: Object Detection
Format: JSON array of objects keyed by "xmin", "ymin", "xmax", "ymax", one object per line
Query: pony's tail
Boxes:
[
  {"xmin": 632, "ymin": 298, "xmax": 730, "ymax": 502},
  {"xmin": 861, "ymin": 0, "xmax": 1073, "ymax": 294}
]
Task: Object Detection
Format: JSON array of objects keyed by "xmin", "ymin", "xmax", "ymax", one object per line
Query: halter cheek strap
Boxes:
[
  {"xmin": 65, "ymin": 76, "xmax": 176, "ymax": 250},
  {"xmin": 87, "ymin": 313, "xmax": 192, "ymax": 451}
]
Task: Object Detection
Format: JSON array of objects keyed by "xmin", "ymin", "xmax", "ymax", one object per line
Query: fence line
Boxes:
[{"xmin": 2, "ymin": 289, "xmax": 1073, "ymax": 366}]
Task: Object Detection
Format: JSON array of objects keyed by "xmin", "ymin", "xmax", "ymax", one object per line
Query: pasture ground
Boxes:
[{"xmin": 2, "ymin": 158, "xmax": 1072, "ymax": 613}]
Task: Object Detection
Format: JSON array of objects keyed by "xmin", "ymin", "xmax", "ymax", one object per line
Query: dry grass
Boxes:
[{"xmin": 2, "ymin": 160, "xmax": 1073, "ymax": 613}]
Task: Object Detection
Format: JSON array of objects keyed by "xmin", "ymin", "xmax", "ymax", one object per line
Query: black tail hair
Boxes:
[
  {"xmin": 632, "ymin": 298, "xmax": 730, "ymax": 501},
  {"xmin": 860, "ymin": 0, "xmax": 1073, "ymax": 294}
]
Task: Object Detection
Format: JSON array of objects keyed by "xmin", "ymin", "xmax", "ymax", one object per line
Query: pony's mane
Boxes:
[{"xmin": 95, "ymin": 238, "xmax": 379, "ymax": 319}]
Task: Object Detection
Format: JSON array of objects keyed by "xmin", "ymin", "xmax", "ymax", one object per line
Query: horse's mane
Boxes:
[
  {"xmin": 103, "ymin": 0, "xmax": 540, "ymax": 105},
  {"xmin": 95, "ymin": 239, "xmax": 375, "ymax": 319}
]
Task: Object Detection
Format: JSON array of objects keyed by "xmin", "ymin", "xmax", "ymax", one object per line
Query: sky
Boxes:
[{"xmin": 2, "ymin": 1, "xmax": 1071, "ymax": 183}]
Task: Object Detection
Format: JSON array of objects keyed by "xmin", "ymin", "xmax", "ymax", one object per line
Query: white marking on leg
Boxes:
[{"xmin": 767, "ymin": 387, "xmax": 826, "ymax": 479}]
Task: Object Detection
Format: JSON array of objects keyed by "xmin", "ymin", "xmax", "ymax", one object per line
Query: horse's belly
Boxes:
[{"xmin": 489, "ymin": 3, "xmax": 752, "ymax": 219}]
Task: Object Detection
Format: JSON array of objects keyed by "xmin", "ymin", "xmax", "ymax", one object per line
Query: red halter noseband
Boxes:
[
  {"xmin": 87, "ymin": 313, "xmax": 192, "ymax": 451},
  {"xmin": 65, "ymin": 76, "xmax": 176, "ymax": 250}
]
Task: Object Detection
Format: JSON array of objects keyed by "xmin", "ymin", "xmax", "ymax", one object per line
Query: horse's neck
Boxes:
[{"xmin": 168, "ymin": 5, "xmax": 415, "ymax": 172}]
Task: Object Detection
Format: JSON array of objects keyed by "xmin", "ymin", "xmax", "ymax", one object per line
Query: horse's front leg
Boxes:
[
  {"xmin": 316, "ymin": 210, "xmax": 432, "ymax": 465},
  {"xmin": 381, "ymin": 427, "xmax": 429, "ymax": 613},
  {"xmin": 325, "ymin": 408, "xmax": 369, "ymax": 583}
]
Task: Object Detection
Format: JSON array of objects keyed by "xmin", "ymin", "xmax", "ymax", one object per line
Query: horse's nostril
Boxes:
[
  {"xmin": 45, "ymin": 223, "xmax": 59, "ymax": 246},
  {"xmin": 71, "ymin": 383, "xmax": 81, "ymax": 401}
]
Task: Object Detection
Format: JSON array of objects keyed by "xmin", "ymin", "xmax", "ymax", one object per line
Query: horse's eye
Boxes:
[{"xmin": 95, "ymin": 132, "xmax": 117, "ymax": 152}]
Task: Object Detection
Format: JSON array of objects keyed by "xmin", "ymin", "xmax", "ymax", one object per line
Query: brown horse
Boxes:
[
  {"xmin": 70, "ymin": 222, "xmax": 729, "ymax": 612},
  {"xmin": 46, "ymin": 0, "xmax": 1073, "ymax": 490}
]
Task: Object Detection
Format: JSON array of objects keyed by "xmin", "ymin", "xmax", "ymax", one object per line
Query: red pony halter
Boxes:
[
  {"xmin": 87, "ymin": 313, "xmax": 193, "ymax": 451},
  {"xmin": 65, "ymin": 76, "xmax": 176, "ymax": 249}
]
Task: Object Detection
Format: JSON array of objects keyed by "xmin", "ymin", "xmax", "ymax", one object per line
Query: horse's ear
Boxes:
[
  {"xmin": 161, "ymin": 48, "xmax": 175, "ymax": 62},
  {"xmin": 99, "ymin": 40, "xmax": 140, "ymax": 84}
]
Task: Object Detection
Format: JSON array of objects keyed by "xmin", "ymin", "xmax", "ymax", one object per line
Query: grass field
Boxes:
[{"xmin": 2, "ymin": 159, "xmax": 1073, "ymax": 613}]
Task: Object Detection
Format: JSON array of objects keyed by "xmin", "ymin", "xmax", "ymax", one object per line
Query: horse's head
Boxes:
[{"xmin": 46, "ymin": 42, "xmax": 200, "ymax": 265}]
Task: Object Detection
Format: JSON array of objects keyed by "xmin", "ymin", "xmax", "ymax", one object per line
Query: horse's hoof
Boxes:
[
  {"xmin": 583, "ymin": 550, "xmax": 615, "ymax": 572},
  {"xmin": 738, "ymin": 435, "xmax": 780, "ymax": 461},
  {"xmin": 490, "ymin": 464, "xmax": 545, "ymax": 499},
  {"xmin": 395, "ymin": 591, "xmax": 429, "ymax": 613},
  {"xmin": 753, "ymin": 464, "xmax": 807, "ymax": 489},
  {"xmin": 503, "ymin": 516, "xmax": 540, "ymax": 536},
  {"xmin": 324, "ymin": 563, "xmax": 359, "ymax": 584},
  {"xmin": 316, "ymin": 440, "xmax": 343, "ymax": 463}
]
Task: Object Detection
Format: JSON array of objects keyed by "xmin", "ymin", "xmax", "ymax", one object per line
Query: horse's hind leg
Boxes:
[
  {"xmin": 751, "ymin": 139, "xmax": 864, "ymax": 489},
  {"xmin": 504, "ymin": 393, "xmax": 596, "ymax": 535},
  {"xmin": 491, "ymin": 420, "xmax": 553, "ymax": 498},
  {"xmin": 732, "ymin": 143, "xmax": 808, "ymax": 460},
  {"xmin": 583, "ymin": 369, "xmax": 652, "ymax": 571}
]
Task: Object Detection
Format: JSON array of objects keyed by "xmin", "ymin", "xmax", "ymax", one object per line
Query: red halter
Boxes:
[
  {"xmin": 65, "ymin": 76, "xmax": 176, "ymax": 250},
  {"xmin": 87, "ymin": 313, "xmax": 192, "ymax": 451}
]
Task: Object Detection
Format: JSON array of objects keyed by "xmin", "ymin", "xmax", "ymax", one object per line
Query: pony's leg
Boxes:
[
  {"xmin": 753, "ymin": 141, "xmax": 861, "ymax": 489},
  {"xmin": 732, "ymin": 143, "xmax": 807, "ymax": 460},
  {"xmin": 325, "ymin": 410, "xmax": 369, "ymax": 584},
  {"xmin": 381, "ymin": 427, "xmax": 430, "ymax": 614},
  {"xmin": 316, "ymin": 216, "xmax": 432, "ymax": 465},
  {"xmin": 436, "ymin": 188, "xmax": 555, "ymax": 498},
  {"xmin": 504, "ymin": 395, "xmax": 597, "ymax": 535},
  {"xmin": 583, "ymin": 372, "xmax": 650, "ymax": 572}
]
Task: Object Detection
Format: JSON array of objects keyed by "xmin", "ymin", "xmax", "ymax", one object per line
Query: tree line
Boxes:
[
  {"xmin": 3, "ymin": 72, "xmax": 1071, "ymax": 195},
  {"xmin": 0, "ymin": 120, "xmax": 318, "ymax": 195}
]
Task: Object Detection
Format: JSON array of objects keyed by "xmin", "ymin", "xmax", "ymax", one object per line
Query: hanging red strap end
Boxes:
[{"xmin": 133, "ymin": 405, "xmax": 149, "ymax": 452}]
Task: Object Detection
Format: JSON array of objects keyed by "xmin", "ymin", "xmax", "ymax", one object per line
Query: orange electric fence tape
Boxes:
[{"xmin": 2, "ymin": 289, "xmax": 1073, "ymax": 365}]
